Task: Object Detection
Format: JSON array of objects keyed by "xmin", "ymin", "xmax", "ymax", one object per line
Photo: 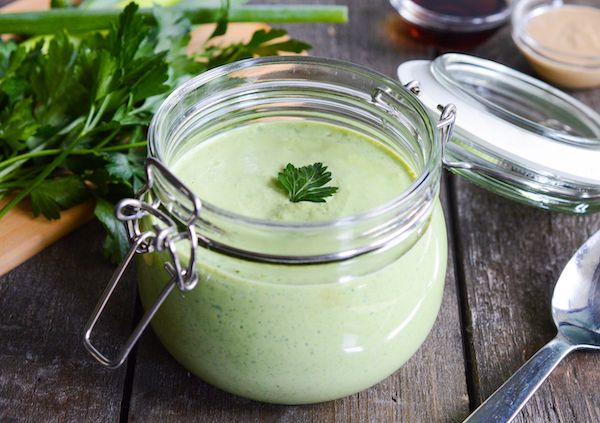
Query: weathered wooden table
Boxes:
[{"xmin": 1, "ymin": 0, "xmax": 600, "ymax": 421}]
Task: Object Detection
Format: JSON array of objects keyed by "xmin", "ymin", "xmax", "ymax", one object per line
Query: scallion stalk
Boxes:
[{"xmin": 0, "ymin": 5, "xmax": 348, "ymax": 35}]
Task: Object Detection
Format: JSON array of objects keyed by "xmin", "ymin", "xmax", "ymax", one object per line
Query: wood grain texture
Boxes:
[
  {"xmin": 126, "ymin": 1, "xmax": 469, "ymax": 422},
  {"xmin": 0, "ymin": 222, "xmax": 136, "ymax": 423},
  {"xmin": 452, "ymin": 25, "xmax": 600, "ymax": 423},
  {"xmin": 0, "ymin": 199, "xmax": 94, "ymax": 277},
  {"xmin": 0, "ymin": 0, "xmax": 46, "ymax": 12}
]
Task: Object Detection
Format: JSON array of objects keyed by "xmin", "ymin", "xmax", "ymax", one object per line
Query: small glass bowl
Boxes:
[
  {"xmin": 390, "ymin": 0, "xmax": 512, "ymax": 49},
  {"xmin": 511, "ymin": 0, "xmax": 600, "ymax": 89}
]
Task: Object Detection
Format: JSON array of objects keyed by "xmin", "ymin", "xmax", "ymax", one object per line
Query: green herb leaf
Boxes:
[
  {"xmin": 30, "ymin": 175, "xmax": 91, "ymax": 219},
  {"xmin": 208, "ymin": 0, "xmax": 230, "ymax": 40},
  {"xmin": 50, "ymin": 0, "xmax": 77, "ymax": 8},
  {"xmin": 0, "ymin": 4, "xmax": 315, "ymax": 262},
  {"xmin": 198, "ymin": 28, "xmax": 311, "ymax": 70},
  {"xmin": 104, "ymin": 150, "xmax": 145, "ymax": 188},
  {"xmin": 277, "ymin": 162, "xmax": 338, "ymax": 203},
  {"xmin": 0, "ymin": 99, "xmax": 38, "ymax": 153},
  {"xmin": 94, "ymin": 197, "xmax": 129, "ymax": 263}
]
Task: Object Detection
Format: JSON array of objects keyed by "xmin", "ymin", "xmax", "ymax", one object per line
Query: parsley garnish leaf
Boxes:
[{"xmin": 277, "ymin": 162, "xmax": 338, "ymax": 203}]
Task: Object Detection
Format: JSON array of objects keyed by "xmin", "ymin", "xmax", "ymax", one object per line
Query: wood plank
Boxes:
[
  {"xmin": 452, "ymin": 25, "xmax": 600, "ymax": 422},
  {"xmin": 0, "ymin": 222, "xmax": 135, "ymax": 422},
  {"xmin": 127, "ymin": 0, "xmax": 469, "ymax": 422},
  {"xmin": 0, "ymin": 199, "xmax": 94, "ymax": 277}
]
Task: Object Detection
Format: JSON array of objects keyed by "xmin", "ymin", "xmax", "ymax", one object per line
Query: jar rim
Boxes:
[
  {"xmin": 390, "ymin": 0, "xmax": 511, "ymax": 32},
  {"xmin": 148, "ymin": 56, "xmax": 441, "ymax": 231}
]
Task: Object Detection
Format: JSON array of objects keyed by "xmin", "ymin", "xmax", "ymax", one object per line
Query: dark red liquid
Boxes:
[
  {"xmin": 391, "ymin": 0, "xmax": 509, "ymax": 50},
  {"xmin": 413, "ymin": 0, "xmax": 508, "ymax": 19}
]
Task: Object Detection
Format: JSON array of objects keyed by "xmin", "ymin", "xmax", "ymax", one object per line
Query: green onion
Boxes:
[{"xmin": 0, "ymin": 5, "xmax": 349, "ymax": 35}]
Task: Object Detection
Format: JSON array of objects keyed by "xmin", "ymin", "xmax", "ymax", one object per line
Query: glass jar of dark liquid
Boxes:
[{"xmin": 389, "ymin": 0, "xmax": 511, "ymax": 49}]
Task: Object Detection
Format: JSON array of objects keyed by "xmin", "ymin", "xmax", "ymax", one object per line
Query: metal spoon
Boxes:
[{"xmin": 464, "ymin": 229, "xmax": 600, "ymax": 423}]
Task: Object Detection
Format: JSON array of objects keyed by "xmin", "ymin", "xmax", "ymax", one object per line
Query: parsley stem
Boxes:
[
  {"xmin": 0, "ymin": 141, "xmax": 148, "ymax": 172},
  {"xmin": 0, "ymin": 95, "xmax": 115, "ymax": 219},
  {"xmin": 0, "ymin": 134, "xmax": 85, "ymax": 219},
  {"xmin": 84, "ymin": 93, "xmax": 112, "ymax": 134},
  {"xmin": 0, "ymin": 181, "xmax": 30, "ymax": 190},
  {"xmin": 96, "ymin": 141, "xmax": 147, "ymax": 152},
  {"xmin": 84, "ymin": 104, "xmax": 96, "ymax": 133},
  {"xmin": 0, "ymin": 5, "xmax": 348, "ymax": 35},
  {"xmin": 0, "ymin": 117, "xmax": 87, "ymax": 185},
  {"xmin": 0, "ymin": 151, "xmax": 58, "ymax": 170},
  {"xmin": 93, "ymin": 128, "xmax": 120, "ymax": 151}
]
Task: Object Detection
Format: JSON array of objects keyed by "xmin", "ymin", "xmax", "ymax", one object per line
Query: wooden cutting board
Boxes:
[{"xmin": 0, "ymin": 0, "xmax": 272, "ymax": 276}]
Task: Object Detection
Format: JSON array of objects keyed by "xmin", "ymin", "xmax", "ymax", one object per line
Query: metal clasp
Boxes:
[
  {"xmin": 376, "ymin": 81, "xmax": 459, "ymax": 168},
  {"xmin": 404, "ymin": 80, "xmax": 421, "ymax": 95},
  {"xmin": 403, "ymin": 80, "xmax": 459, "ymax": 166},
  {"xmin": 403, "ymin": 80, "xmax": 468, "ymax": 170},
  {"xmin": 436, "ymin": 103, "xmax": 456, "ymax": 148},
  {"xmin": 83, "ymin": 158, "xmax": 201, "ymax": 369},
  {"xmin": 436, "ymin": 103, "xmax": 473, "ymax": 170}
]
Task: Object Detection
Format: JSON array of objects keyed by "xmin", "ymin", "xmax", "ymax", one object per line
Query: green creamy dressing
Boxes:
[
  {"xmin": 171, "ymin": 121, "xmax": 415, "ymax": 221},
  {"xmin": 138, "ymin": 120, "xmax": 447, "ymax": 404}
]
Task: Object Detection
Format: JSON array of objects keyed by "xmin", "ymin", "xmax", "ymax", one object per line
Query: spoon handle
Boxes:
[{"xmin": 463, "ymin": 336, "xmax": 576, "ymax": 423}]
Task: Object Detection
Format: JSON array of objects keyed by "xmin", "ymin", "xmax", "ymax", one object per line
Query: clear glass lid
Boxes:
[{"xmin": 398, "ymin": 53, "xmax": 600, "ymax": 214}]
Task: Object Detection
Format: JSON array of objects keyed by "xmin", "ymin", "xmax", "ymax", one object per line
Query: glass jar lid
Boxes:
[{"xmin": 398, "ymin": 53, "xmax": 600, "ymax": 214}]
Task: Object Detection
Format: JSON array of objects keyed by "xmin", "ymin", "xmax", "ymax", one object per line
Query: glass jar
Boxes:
[
  {"xmin": 84, "ymin": 54, "xmax": 600, "ymax": 405},
  {"xmin": 84, "ymin": 57, "xmax": 452, "ymax": 404},
  {"xmin": 146, "ymin": 57, "xmax": 452, "ymax": 404}
]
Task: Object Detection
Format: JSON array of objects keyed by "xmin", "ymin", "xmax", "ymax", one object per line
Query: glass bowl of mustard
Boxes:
[{"xmin": 512, "ymin": 0, "xmax": 600, "ymax": 89}]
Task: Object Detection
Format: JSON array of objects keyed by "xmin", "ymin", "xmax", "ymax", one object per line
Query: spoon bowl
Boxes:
[
  {"xmin": 552, "ymin": 230, "xmax": 600, "ymax": 349},
  {"xmin": 464, "ymin": 229, "xmax": 600, "ymax": 423}
]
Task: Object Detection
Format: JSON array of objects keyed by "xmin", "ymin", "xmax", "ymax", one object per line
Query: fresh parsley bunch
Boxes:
[{"xmin": 0, "ymin": 2, "xmax": 310, "ymax": 262}]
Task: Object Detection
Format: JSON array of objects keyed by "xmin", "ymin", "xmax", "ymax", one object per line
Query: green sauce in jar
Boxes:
[
  {"xmin": 171, "ymin": 120, "xmax": 415, "ymax": 221},
  {"xmin": 138, "ymin": 119, "xmax": 447, "ymax": 404}
]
